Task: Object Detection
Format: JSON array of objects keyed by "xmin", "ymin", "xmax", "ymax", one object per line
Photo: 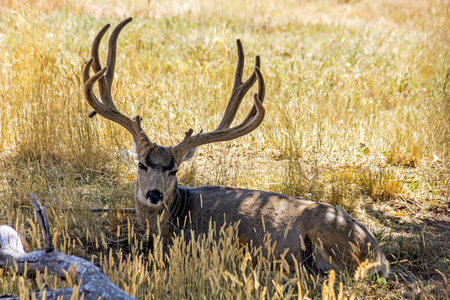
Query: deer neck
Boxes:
[{"xmin": 169, "ymin": 187, "xmax": 190, "ymax": 230}]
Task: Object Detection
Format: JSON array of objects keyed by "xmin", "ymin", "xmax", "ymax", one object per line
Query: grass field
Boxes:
[{"xmin": 1, "ymin": 0, "xmax": 449, "ymax": 298}]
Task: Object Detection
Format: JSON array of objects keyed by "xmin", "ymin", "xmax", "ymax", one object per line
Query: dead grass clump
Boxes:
[
  {"xmin": 357, "ymin": 167, "xmax": 404, "ymax": 202},
  {"xmin": 1, "ymin": 0, "xmax": 449, "ymax": 298},
  {"xmin": 281, "ymin": 157, "xmax": 326, "ymax": 202},
  {"xmin": 281, "ymin": 161, "xmax": 405, "ymax": 212},
  {"xmin": 385, "ymin": 144, "xmax": 422, "ymax": 168}
]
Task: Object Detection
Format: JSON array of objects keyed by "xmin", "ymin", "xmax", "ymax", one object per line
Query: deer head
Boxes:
[{"xmin": 83, "ymin": 17, "xmax": 265, "ymax": 228}]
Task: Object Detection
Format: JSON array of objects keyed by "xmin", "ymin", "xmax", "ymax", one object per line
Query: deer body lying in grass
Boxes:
[{"xmin": 83, "ymin": 18, "xmax": 389, "ymax": 278}]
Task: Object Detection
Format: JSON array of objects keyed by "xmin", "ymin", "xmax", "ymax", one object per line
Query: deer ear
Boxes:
[{"xmin": 181, "ymin": 147, "xmax": 196, "ymax": 162}]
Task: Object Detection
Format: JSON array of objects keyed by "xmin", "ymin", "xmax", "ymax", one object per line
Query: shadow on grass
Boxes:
[{"xmin": 365, "ymin": 205, "xmax": 450, "ymax": 283}]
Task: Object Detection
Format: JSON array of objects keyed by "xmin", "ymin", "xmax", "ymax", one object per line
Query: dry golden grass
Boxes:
[{"xmin": 1, "ymin": 0, "xmax": 449, "ymax": 298}]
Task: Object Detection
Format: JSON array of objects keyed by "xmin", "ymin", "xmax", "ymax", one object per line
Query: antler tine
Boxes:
[
  {"xmin": 83, "ymin": 18, "xmax": 155, "ymax": 156},
  {"xmin": 89, "ymin": 24, "xmax": 110, "ymax": 95},
  {"xmin": 83, "ymin": 58, "xmax": 108, "ymax": 113},
  {"xmin": 232, "ymin": 39, "xmax": 246, "ymax": 92},
  {"xmin": 104, "ymin": 17, "xmax": 133, "ymax": 97},
  {"xmin": 241, "ymin": 58, "xmax": 265, "ymax": 124},
  {"xmin": 85, "ymin": 24, "xmax": 110, "ymax": 118},
  {"xmin": 172, "ymin": 46, "xmax": 265, "ymax": 161},
  {"xmin": 216, "ymin": 39, "xmax": 260, "ymax": 131}
]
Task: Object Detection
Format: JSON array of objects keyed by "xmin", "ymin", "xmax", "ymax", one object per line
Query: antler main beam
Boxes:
[
  {"xmin": 172, "ymin": 40, "xmax": 265, "ymax": 161},
  {"xmin": 83, "ymin": 17, "xmax": 155, "ymax": 156}
]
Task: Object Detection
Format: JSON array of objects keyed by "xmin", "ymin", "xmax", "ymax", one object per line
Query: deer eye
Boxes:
[
  {"xmin": 138, "ymin": 163, "xmax": 148, "ymax": 171},
  {"xmin": 168, "ymin": 170, "xmax": 178, "ymax": 176}
]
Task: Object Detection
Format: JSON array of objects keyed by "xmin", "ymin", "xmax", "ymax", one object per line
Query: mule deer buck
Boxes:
[{"xmin": 83, "ymin": 18, "xmax": 389, "ymax": 278}]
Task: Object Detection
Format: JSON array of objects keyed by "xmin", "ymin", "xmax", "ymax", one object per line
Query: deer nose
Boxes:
[{"xmin": 146, "ymin": 190, "xmax": 163, "ymax": 204}]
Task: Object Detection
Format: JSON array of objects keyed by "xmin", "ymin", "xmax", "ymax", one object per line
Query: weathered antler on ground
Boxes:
[{"xmin": 0, "ymin": 194, "xmax": 137, "ymax": 300}]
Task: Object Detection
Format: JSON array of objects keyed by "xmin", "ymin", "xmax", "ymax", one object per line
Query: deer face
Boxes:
[
  {"xmin": 135, "ymin": 146, "xmax": 178, "ymax": 207},
  {"xmin": 135, "ymin": 145, "xmax": 195, "ymax": 208}
]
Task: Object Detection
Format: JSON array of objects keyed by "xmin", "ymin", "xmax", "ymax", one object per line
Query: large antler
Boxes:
[
  {"xmin": 172, "ymin": 39, "xmax": 266, "ymax": 162},
  {"xmin": 83, "ymin": 17, "xmax": 155, "ymax": 157}
]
